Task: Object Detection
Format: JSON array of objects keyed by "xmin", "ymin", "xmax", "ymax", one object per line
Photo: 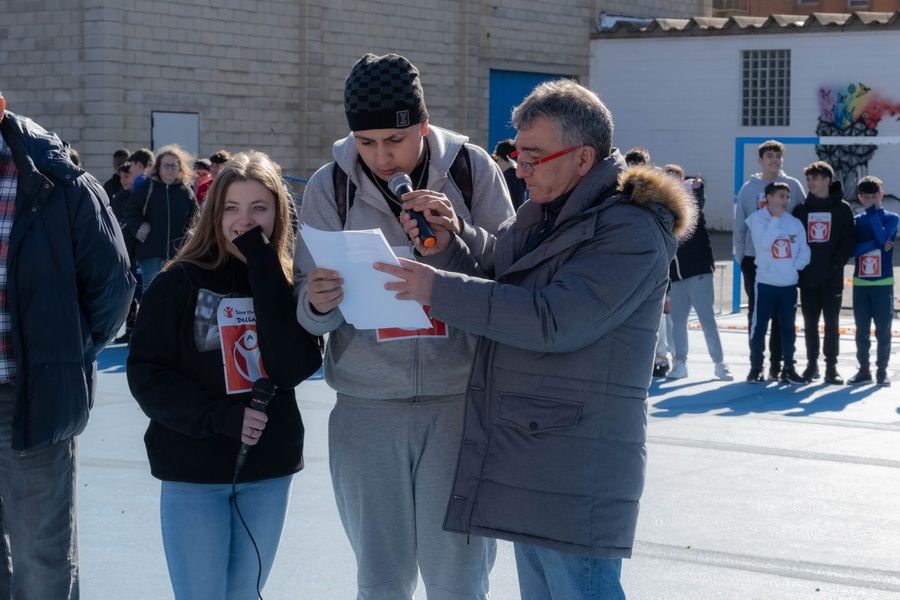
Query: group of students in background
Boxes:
[
  {"xmin": 624, "ymin": 138, "xmax": 897, "ymax": 388},
  {"xmin": 734, "ymin": 140, "xmax": 896, "ymax": 387}
]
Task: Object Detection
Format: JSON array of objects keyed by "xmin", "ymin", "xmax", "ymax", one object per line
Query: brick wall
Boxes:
[{"xmin": 2, "ymin": 0, "xmax": 689, "ymax": 180}]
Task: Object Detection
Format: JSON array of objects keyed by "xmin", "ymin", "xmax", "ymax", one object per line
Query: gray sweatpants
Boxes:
[
  {"xmin": 670, "ymin": 273, "xmax": 725, "ymax": 364},
  {"xmin": 329, "ymin": 393, "xmax": 496, "ymax": 600}
]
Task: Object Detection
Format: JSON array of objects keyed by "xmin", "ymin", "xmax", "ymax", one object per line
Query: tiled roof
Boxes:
[{"xmin": 593, "ymin": 11, "xmax": 900, "ymax": 38}]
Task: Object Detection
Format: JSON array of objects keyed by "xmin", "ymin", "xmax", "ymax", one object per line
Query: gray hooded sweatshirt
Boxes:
[{"xmin": 293, "ymin": 125, "xmax": 514, "ymax": 399}]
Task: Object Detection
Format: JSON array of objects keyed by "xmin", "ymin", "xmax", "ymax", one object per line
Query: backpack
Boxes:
[{"xmin": 331, "ymin": 145, "xmax": 474, "ymax": 227}]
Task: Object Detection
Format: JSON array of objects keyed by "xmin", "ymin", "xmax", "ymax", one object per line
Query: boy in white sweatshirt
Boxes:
[{"xmin": 745, "ymin": 182, "xmax": 811, "ymax": 384}]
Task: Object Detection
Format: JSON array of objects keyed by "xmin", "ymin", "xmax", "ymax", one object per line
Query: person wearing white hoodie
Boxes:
[
  {"xmin": 294, "ymin": 54, "xmax": 513, "ymax": 600},
  {"xmin": 745, "ymin": 182, "xmax": 810, "ymax": 384},
  {"xmin": 733, "ymin": 140, "xmax": 805, "ymax": 379}
]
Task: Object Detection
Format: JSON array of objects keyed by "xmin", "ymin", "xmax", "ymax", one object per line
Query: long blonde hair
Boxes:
[{"xmin": 169, "ymin": 151, "xmax": 295, "ymax": 282}]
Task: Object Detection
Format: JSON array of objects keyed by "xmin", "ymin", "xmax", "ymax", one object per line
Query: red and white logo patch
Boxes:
[
  {"xmin": 807, "ymin": 212, "xmax": 832, "ymax": 243},
  {"xmin": 756, "ymin": 192, "xmax": 768, "ymax": 209},
  {"xmin": 859, "ymin": 250, "xmax": 882, "ymax": 278},
  {"xmin": 771, "ymin": 236, "xmax": 792, "ymax": 259},
  {"xmin": 376, "ymin": 306, "xmax": 449, "ymax": 342}
]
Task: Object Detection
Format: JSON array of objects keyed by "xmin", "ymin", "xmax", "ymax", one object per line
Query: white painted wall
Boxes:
[{"xmin": 590, "ymin": 31, "xmax": 900, "ymax": 231}]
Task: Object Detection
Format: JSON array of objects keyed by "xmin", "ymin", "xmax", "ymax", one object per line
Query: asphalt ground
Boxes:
[{"xmin": 78, "ymin": 313, "xmax": 899, "ymax": 599}]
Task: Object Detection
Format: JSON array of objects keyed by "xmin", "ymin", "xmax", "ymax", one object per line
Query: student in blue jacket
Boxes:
[{"xmin": 847, "ymin": 175, "xmax": 898, "ymax": 386}]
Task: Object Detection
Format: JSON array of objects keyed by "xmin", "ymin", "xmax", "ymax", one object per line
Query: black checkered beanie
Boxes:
[{"xmin": 344, "ymin": 54, "xmax": 428, "ymax": 131}]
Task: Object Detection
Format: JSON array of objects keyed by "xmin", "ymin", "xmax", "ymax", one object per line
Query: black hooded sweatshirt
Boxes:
[
  {"xmin": 792, "ymin": 181, "xmax": 856, "ymax": 289},
  {"xmin": 127, "ymin": 228, "xmax": 322, "ymax": 483}
]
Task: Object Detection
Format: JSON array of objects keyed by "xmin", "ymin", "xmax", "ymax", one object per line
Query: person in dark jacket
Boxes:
[
  {"xmin": 0, "ymin": 93, "xmax": 134, "ymax": 599},
  {"xmin": 127, "ymin": 151, "xmax": 322, "ymax": 599},
  {"xmin": 102, "ymin": 147, "xmax": 130, "ymax": 199},
  {"xmin": 663, "ymin": 164, "xmax": 733, "ymax": 380},
  {"xmin": 377, "ymin": 80, "xmax": 694, "ymax": 599},
  {"xmin": 493, "ymin": 138, "xmax": 527, "ymax": 209},
  {"xmin": 110, "ymin": 161, "xmax": 142, "ymax": 344},
  {"xmin": 125, "ymin": 144, "xmax": 198, "ymax": 287},
  {"xmin": 792, "ymin": 161, "xmax": 855, "ymax": 383}
]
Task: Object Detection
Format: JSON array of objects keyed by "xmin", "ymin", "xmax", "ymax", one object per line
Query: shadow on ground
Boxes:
[{"xmin": 649, "ymin": 377, "xmax": 882, "ymax": 418}]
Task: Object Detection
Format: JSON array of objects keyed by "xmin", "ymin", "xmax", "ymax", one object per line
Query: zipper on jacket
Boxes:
[{"xmin": 413, "ymin": 336, "xmax": 420, "ymax": 401}]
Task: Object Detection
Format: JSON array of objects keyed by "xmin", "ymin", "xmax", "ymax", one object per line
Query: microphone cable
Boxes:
[
  {"xmin": 230, "ymin": 480, "xmax": 265, "ymax": 600},
  {"xmin": 229, "ymin": 377, "xmax": 276, "ymax": 600}
]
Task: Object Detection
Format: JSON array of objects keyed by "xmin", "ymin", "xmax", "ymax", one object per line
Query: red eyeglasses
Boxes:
[{"xmin": 508, "ymin": 146, "xmax": 582, "ymax": 176}]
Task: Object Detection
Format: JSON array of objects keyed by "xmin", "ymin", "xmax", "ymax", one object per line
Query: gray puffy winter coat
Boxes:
[{"xmin": 427, "ymin": 152, "xmax": 695, "ymax": 557}]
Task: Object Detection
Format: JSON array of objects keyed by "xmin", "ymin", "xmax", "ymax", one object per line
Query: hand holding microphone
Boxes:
[
  {"xmin": 234, "ymin": 378, "xmax": 276, "ymax": 481},
  {"xmin": 388, "ymin": 172, "xmax": 437, "ymax": 249}
]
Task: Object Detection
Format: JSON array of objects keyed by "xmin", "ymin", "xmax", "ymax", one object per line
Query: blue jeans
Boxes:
[
  {"xmin": 749, "ymin": 282, "xmax": 797, "ymax": 370},
  {"xmin": 514, "ymin": 543, "xmax": 625, "ymax": 600},
  {"xmin": 160, "ymin": 475, "xmax": 293, "ymax": 600},
  {"xmin": 139, "ymin": 257, "xmax": 164, "ymax": 289}
]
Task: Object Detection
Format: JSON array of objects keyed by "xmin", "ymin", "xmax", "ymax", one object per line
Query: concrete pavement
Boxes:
[{"xmin": 77, "ymin": 316, "xmax": 899, "ymax": 599}]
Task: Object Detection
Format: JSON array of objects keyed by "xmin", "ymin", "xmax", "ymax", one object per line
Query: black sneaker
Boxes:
[
  {"xmin": 823, "ymin": 367, "xmax": 844, "ymax": 385},
  {"xmin": 779, "ymin": 368, "xmax": 807, "ymax": 385},
  {"xmin": 802, "ymin": 364, "xmax": 820, "ymax": 381},
  {"xmin": 652, "ymin": 359, "xmax": 670, "ymax": 378},
  {"xmin": 876, "ymin": 368, "xmax": 891, "ymax": 387},
  {"xmin": 768, "ymin": 364, "xmax": 782, "ymax": 381},
  {"xmin": 846, "ymin": 368, "xmax": 872, "ymax": 385},
  {"xmin": 746, "ymin": 368, "xmax": 765, "ymax": 383}
]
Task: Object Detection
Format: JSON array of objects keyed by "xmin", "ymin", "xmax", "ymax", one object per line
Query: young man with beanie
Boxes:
[
  {"xmin": 294, "ymin": 53, "xmax": 513, "ymax": 599},
  {"xmin": 792, "ymin": 161, "xmax": 855, "ymax": 384},
  {"xmin": 0, "ymin": 92, "xmax": 134, "ymax": 599},
  {"xmin": 848, "ymin": 176, "xmax": 897, "ymax": 386},
  {"xmin": 733, "ymin": 140, "xmax": 806, "ymax": 380}
]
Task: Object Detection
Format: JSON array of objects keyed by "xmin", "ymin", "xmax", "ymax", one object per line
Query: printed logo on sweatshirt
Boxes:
[
  {"xmin": 757, "ymin": 192, "xmax": 767, "ymax": 209},
  {"xmin": 376, "ymin": 306, "xmax": 449, "ymax": 342},
  {"xmin": 218, "ymin": 297, "xmax": 268, "ymax": 394},
  {"xmin": 859, "ymin": 250, "xmax": 882, "ymax": 278},
  {"xmin": 807, "ymin": 212, "xmax": 832, "ymax": 243},
  {"xmin": 772, "ymin": 236, "xmax": 793, "ymax": 259}
]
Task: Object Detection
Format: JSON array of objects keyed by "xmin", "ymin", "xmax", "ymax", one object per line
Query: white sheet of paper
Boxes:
[{"xmin": 299, "ymin": 226, "xmax": 432, "ymax": 330}]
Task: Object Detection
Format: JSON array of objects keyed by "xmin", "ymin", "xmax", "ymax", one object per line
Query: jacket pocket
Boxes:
[{"xmin": 497, "ymin": 394, "xmax": 583, "ymax": 434}]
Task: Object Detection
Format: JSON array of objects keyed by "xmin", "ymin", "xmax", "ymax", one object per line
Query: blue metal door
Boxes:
[{"xmin": 488, "ymin": 70, "xmax": 563, "ymax": 151}]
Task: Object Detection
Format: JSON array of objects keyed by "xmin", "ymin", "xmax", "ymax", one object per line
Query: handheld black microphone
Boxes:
[
  {"xmin": 388, "ymin": 172, "xmax": 437, "ymax": 248},
  {"xmin": 233, "ymin": 377, "xmax": 276, "ymax": 481}
]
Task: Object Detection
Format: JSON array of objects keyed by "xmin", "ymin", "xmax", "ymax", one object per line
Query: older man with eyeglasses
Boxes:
[{"xmin": 377, "ymin": 79, "xmax": 696, "ymax": 598}]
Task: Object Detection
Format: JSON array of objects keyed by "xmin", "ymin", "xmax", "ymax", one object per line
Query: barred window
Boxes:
[{"xmin": 741, "ymin": 49, "xmax": 791, "ymax": 127}]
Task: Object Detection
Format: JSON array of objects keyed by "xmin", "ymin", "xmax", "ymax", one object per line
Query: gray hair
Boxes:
[{"xmin": 511, "ymin": 79, "xmax": 613, "ymax": 162}]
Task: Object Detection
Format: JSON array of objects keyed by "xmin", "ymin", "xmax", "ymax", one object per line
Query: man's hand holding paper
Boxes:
[{"xmin": 298, "ymin": 225, "xmax": 432, "ymax": 330}]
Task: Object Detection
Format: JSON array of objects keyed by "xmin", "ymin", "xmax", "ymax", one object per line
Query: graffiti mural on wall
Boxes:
[{"xmin": 816, "ymin": 83, "xmax": 900, "ymax": 197}]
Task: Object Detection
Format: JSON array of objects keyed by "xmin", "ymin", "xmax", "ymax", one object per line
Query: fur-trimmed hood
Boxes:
[{"xmin": 618, "ymin": 165, "xmax": 698, "ymax": 241}]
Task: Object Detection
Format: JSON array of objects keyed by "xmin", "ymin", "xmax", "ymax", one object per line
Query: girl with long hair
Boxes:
[
  {"xmin": 127, "ymin": 151, "xmax": 322, "ymax": 599},
  {"xmin": 124, "ymin": 144, "xmax": 198, "ymax": 287}
]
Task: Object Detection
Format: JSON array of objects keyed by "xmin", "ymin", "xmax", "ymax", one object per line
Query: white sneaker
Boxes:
[
  {"xmin": 667, "ymin": 360, "xmax": 688, "ymax": 379},
  {"xmin": 715, "ymin": 362, "xmax": 734, "ymax": 381}
]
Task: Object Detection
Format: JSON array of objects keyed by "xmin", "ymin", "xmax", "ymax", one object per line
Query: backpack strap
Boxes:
[
  {"xmin": 141, "ymin": 179, "xmax": 154, "ymax": 217},
  {"xmin": 333, "ymin": 146, "xmax": 472, "ymax": 226},
  {"xmin": 331, "ymin": 162, "xmax": 356, "ymax": 227},
  {"xmin": 448, "ymin": 144, "xmax": 473, "ymax": 213}
]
